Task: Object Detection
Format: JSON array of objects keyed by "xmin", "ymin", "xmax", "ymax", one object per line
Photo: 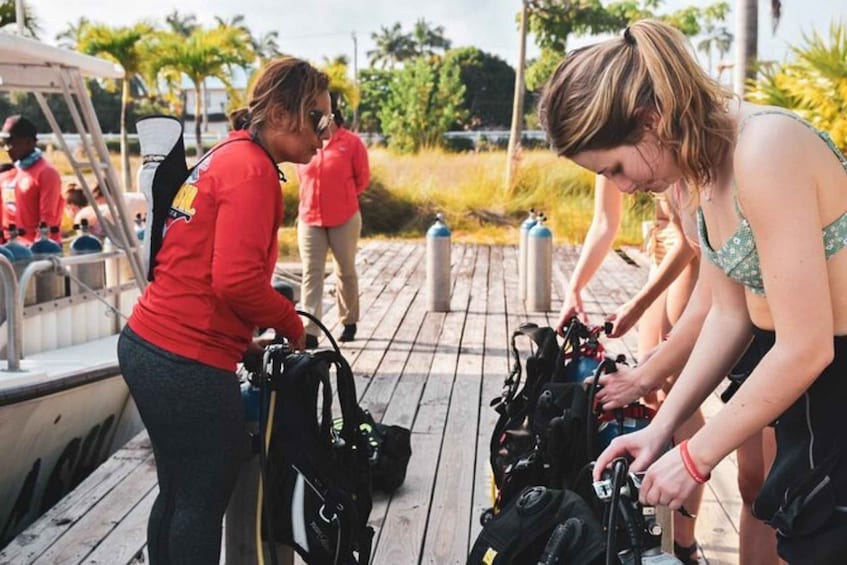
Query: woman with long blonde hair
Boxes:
[{"xmin": 540, "ymin": 20, "xmax": 847, "ymax": 564}]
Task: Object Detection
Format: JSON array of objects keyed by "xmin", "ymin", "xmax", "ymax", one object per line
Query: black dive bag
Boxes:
[
  {"xmin": 488, "ymin": 323, "xmax": 594, "ymax": 512},
  {"xmin": 467, "ymin": 485, "xmax": 605, "ymax": 565},
  {"xmin": 352, "ymin": 410, "xmax": 412, "ymax": 493},
  {"xmin": 263, "ymin": 346, "xmax": 374, "ymax": 565}
]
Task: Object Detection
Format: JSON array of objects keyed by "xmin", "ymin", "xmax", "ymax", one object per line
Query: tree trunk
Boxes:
[
  {"xmin": 194, "ymin": 85, "xmax": 203, "ymax": 158},
  {"xmin": 505, "ymin": 0, "xmax": 528, "ymax": 193},
  {"xmin": 352, "ymin": 31, "xmax": 360, "ymax": 131},
  {"xmin": 734, "ymin": 0, "xmax": 758, "ymax": 97},
  {"xmin": 120, "ymin": 77, "xmax": 132, "ymax": 191},
  {"xmin": 200, "ymin": 79, "xmax": 207, "ymax": 135}
]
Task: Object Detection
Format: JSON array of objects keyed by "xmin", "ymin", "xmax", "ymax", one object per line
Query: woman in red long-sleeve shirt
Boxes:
[
  {"xmin": 296, "ymin": 93, "xmax": 370, "ymax": 346},
  {"xmin": 117, "ymin": 58, "xmax": 333, "ymax": 565}
]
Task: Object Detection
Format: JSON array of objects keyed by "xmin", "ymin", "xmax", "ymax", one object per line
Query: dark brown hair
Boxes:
[
  {"xmin": 538, "ymin": 19, "xmax": 735, "ymax": 190},
  {"xmin": 64, "ymin": 185, "xmax": 88, "ymax": 208},
  {"xmin": 229, "ymin": 57, "xmax": 330, "ymax": 134}
]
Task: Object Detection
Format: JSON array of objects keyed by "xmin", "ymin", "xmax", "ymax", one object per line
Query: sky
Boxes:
[{"xmin": 30, "ymin": 0, "xmax": 846, "ymax": 71}]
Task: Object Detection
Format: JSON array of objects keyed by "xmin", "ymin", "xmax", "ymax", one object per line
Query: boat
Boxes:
[{"xmin": 0, "ymin": 31, "xmax": 147, "ymax": 546}]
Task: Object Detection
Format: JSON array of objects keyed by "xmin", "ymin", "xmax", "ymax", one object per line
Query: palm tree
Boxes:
[
  {"xmin": 320, "ymin": 57, "xmax": 360, "ymax": 119},
  {"xmin": 78, "ymin": 22, "xmax": 155, "ymax": 191},
  {"xmin": 735, "ymin": 0, "xmax": 782, "ymax": 95},
  {"xmin": 367, "ymin": 23, "xmax": 414, "ymax": 69},
  {"xmin": 214, "ymin": 14, "xmax": 248, "ymax": 33},
  {"xmin": 150, "ymin": 26, "xmax": 254, "ymax": 156},
  {"xmin": 55, "ymin": 16, "xmax": 90, "ymax": 49},
  {"xmin": 164, "ymin": 10, "xmax": 198, "ymax": 38},
  {"xmin": 410, "ymin": 18, "xmax": 451, "ymax": 58},
  {"xmin": 697, "ymin": 22, "xmax": 733, "ymax": 77},
  {"xmin": 0, "ymin": 0, "xmax": 40, "ymax": 37},
  {"xmin": 748, "ymin": 22, "xmax": 847, "ymax": 151},
  {"xmin": 713, "ymin": 27, "xmax": 734, "ymax": 79},
  {"xmin": 252, "ymin": 30, "xmax": 282, "ymax": 62}
]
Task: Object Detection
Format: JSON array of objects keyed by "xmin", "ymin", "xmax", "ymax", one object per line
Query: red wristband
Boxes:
[{"xmin": 679, "ymin": 440, "xmax": 710, "ymax": 484}]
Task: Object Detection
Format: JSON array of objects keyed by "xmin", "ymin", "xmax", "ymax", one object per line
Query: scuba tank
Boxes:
[
  {"xmin": 30, "ymin": 223, "xmax": 66, "ymax": 302},
  {"xmin": 426, "ymin": 214, "xmax": 451, "ymax": 312},
  {"xmin": 518, "ymin": 209, "xmax": 538, "ymax": 303},
  {"xmin": 103, "ymin": 213, "xmax": 145, "ymax": 287},
  {"xmin": 526, "ymin": 214, "xmax": 552, "ymax": 312},
  {"xmin": 3, "ymin": 224, "xmax": 36, "ymax": 306},
  {"xmin": 68, "ymin": 219, "xmax": 105, "ymax": 294}
]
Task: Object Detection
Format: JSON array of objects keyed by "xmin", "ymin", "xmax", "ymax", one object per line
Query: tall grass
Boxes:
[
  {"xmin": 357, "ymin": 148, "xmax": 652, "ymax": 246},
  {"xmin": 48, "ymin": 146, "xmax": 652, "ymax": 258}
]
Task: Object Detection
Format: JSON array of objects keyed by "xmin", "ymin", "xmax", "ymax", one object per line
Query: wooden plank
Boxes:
[
  {"xmin": 412, "ymin": 244, "xmax": 473, "ymax": 435},
  {"xmin": 420, "ymin": 245, "xmax": 482, "ymax": 564},
  {"xmin": 343, "ymin": 259, "xmax": 426, "ymax": 558},
  {"xmin": 359, "ymin": 244, "xmax": 428, "ymax": 422},
  {"xmin": 367, "ymin": 300, "xmax": 443, "ymax": 556},
  {"xmin": 0, "ymin": 433, "xmax": 152, "ymax": 564},
  {"xmin": 370, "ymin": 246, "xmax": 471, "ymax": 563},
  {"xmin": 370, "ymin": 433, "xmax": 441, "ymax": 565},
  {"xmin": 378, "ymin": 244, "xmax": 474, "ymax": 562},
  {"xmin": 81, "ymin": 487, "xmax": 155, "ymax": 564},
  {"xmin": 378, "ymin": 280, "xmax": 445, "ymax": 431},
  {"xmin": 346, "ymin": 243, "xmax": 424, "ymax": 411},
  {"xmin": 471, "ymin": 245, "xmax": 508, "ymax": 545},
  {"xmin": 31, "ymin": 455, "xmax": 157, "ymax": 564}
]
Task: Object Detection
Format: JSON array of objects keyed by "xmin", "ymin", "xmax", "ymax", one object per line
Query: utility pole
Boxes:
[
  {"xmin": 15, "ymin": 0, "xmax": 24, "ymax": 34},
  {"xmin": 506, "ymin": 0, "xmax": 528, "ymax": 193},
  {"xmin": 352, "ymin": 31, "xmax": 359, "ymax": 131}
]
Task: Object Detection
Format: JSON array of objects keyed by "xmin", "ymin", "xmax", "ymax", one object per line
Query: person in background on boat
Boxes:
[
  {"xmin": 554, "ymin": 174, "xmax": 707, "ymax": 563},
  {"xmin": 296, "ymin": 92, "xmax": 370, "ymax": 348},
  {"xmin": 73, "ymin": 182, "xmax": 148, "ymax": 237},
  {"xmin": 539, "ymin": 19, "xmax": 847, "ymax": 564},
  {"xmin": 0, "ymin": 115, "xmax": 63, "ymax": 243},
  {"xmin": 117, "ymin": 57, "xmax": 332, "ymax": 565},
  {"xmin": 62, "ymin": 183, "xmax": 87, "ymax": 236}
]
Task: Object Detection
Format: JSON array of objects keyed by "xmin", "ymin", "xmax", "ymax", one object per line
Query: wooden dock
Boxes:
[{"xmin": 1, "ymin": 241, "xmax": 743, "ymax": 564}]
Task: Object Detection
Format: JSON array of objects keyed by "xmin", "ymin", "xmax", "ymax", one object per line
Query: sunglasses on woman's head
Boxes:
[{"xmin": 308, "ymin": 110, "xmax": 334, "ymax": 137}]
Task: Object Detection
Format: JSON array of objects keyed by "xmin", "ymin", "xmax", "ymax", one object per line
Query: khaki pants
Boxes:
[{"xmin": 297, "ymin": 211, "xmax": 361, "ymax": 336}]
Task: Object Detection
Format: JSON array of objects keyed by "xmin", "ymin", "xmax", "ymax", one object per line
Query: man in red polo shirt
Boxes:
[
  {"xmin": 296, "ymin": 94, "xmax": 370, "ymax": 347},
  {"xmin": 1, "ymin": 115, "xmax": 64, "ymax": 243}
]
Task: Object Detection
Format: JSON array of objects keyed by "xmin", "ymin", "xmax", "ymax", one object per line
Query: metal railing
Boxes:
[
  {"xmin": 2, "ymin": 251, "xmax": 129, "ymax": 372},
  {"xmin": 16, "ymin": 250, "xmax": 123, "ymax": 308},
  {"xmin": 0, "ymin": 255, "xmax": 21, "ymax": 371}
]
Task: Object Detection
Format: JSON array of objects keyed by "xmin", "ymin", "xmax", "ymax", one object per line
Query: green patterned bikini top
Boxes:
[{"xmin": 697, "ymin": 110, "xmax": 847, "ymax": 296}]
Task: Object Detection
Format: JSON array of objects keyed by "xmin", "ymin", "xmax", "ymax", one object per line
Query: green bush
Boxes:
[
  {"xmin": 747, "ymin": 22, "xmax": 847, "ymax": 151},
  {"xmin": 105, "ymin": 138, "xmax": 141, "ymax": 155},
  {"xmin": 359, "ymin": 180, "xmax": 419, "ymax": 235},
  {"xmin": 442, "ymin": 136, "xmax": 476, "ymax": 153}
]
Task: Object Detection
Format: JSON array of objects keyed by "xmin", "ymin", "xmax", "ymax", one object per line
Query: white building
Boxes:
[{"xmin": 182, "ymin": 79, "xmax": 231, "ymax": 137}]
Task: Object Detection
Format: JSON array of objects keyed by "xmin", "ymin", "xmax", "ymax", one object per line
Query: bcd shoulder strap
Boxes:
[
  {"xmin": 492, "ymin": 323, "xmax": 563, "ymax": 415},
  {"xmin": 146, "ymin": 133, "xmax": 279, "ymax": 280}
]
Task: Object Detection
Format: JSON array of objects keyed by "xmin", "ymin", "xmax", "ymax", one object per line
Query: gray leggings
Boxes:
[{"xmin": 118, "ymin": 326, "xmax": 248, "ymax": 565}]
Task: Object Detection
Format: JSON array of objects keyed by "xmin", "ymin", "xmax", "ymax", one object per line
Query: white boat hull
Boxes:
[{"xmin": 0, "ymin": 372, "xmax": 142, "ymax": 546}]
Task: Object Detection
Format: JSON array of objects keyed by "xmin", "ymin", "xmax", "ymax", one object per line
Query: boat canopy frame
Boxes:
[{"xmin": 0, "ymin": 32, "xmax": 147, "ymax": 291}]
